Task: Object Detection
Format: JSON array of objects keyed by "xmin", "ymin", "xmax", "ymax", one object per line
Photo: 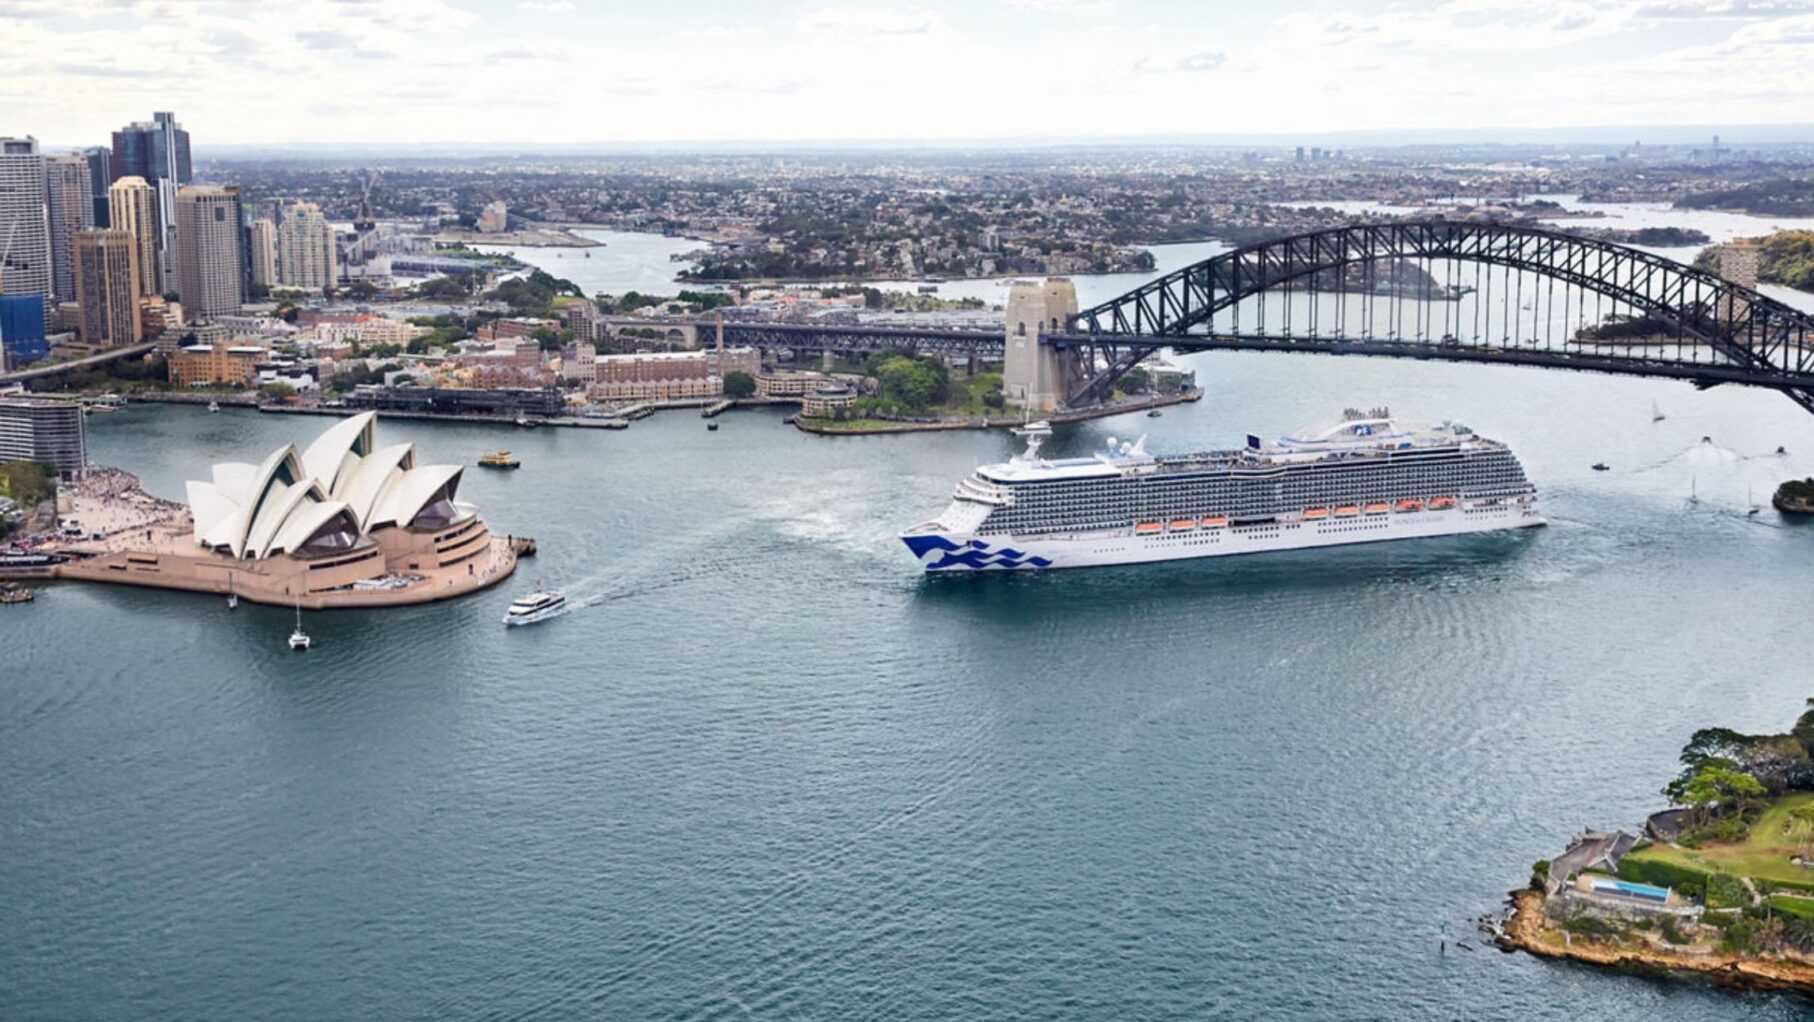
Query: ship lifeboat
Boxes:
[
  {"xmin": 1303, "ymin": 507, "xmax": 1330, "ymax": 520},
  {"xmin": 1363, "ymin": 502, "xmax": 1389, "ymax": 514},
  {"xmin": 1334, "ymin": 505, "xmax": 1360, "ymax": 517},
  {"xmin": 1168, "ymin": 518, "xmax": 1197, "ymax": 532},
  {"xmin": 1134, "ymin": 522, "xmax": 1164, "ymax": 535},
  {"xmin": 1200, "ymin": 515, "xmax": 1230, "ymax": 528},
  {"xmin": 1395, "ymin": 499, "xmax": 1424, "ymax": 512},
  {"xmin": 1428, "ymin": 496, "xmax": 1457, "ymax": 510}
]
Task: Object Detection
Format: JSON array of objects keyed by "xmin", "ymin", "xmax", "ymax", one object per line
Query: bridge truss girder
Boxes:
[{"xmin": 1068, "ymin": 220, "xmax": 1814, "ymax": 412}]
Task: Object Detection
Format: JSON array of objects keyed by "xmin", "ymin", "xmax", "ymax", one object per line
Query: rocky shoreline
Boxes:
[{"xmin": 1499, "ymin": 888, "xmax": 1814, "ymax": 993}]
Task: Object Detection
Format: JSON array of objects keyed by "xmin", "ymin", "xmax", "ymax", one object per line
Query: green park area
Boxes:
[{"xmin": 1622, "ymin": 793, "xmax": 1814, "ymax": 895}]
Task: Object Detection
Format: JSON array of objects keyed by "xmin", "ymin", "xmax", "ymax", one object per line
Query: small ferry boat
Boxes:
[
  {"xmin": 503, "ymin": 588, "xmax": 567, "ymax": 626},
  {"xmin": 478, "ymin": 450, "xmax": 520, "ymax": 469},
  {"xmin": 0, "ymin": 582, "xmax": 34, "ymax": 605}
]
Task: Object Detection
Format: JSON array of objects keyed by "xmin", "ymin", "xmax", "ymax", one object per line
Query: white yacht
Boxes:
[
  {"xmin": 503, "ymin": 589, "xmax": 567, "ymax": 626},
  {"xmin": 288, "ymin": 603, "xmax": 311, "ymax": 650}
]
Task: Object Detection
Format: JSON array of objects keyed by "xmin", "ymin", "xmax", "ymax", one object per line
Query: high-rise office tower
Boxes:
[
  {"xmin": 247, "ymin": 218, "xmax": 277, "ymax": 289},
  {"xmin": 0, "ymin": 137, "xmax": 52, "ymax": 318},
  {"xmin": 173, "ymin": 185, "xmax": 243, "ymax": 319},
  {"xmin": 45, "ymin": 153, "xmax": 95, "ymax": 302},
  {"xmin": 107, "ymin": 176, "xmax": 160, "ymax": 298},
  {"xmin": 74, "ymin": 229, "xmax": 142, "ymax": 347},
  {"xmin": 110, "ymin": 112, "xmax": 192, "ymax": 293},
  {"xmin": 82, "ymin": 146, "xmax": 112, "ymax": 227},
  {"xmin": 276, "ymin": 202, "xmax": 339, "ymax": 292}
]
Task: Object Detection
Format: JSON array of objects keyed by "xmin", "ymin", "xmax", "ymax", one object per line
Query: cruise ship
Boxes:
[{"xmin": 901, "ymin": 410, "xmax": 1542, "ymax": 571}]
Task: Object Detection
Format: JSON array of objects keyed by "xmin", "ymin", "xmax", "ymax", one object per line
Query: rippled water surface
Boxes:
[{"xmin": 9, "ymin": 354, "xmax": 1814, "ymax": 1020}]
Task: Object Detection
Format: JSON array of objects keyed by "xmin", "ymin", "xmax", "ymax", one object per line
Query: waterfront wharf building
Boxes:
[
  {"xmin": 0, "ymin": 397, "xmax": 86, "ymax": 479},
  {"xmin": 587, "ymin": 350, "xmax": 720, "ymax": 402},
  {"xmin": 174, "ymin": 185, "xmax": 245, "ymax": 319},
  {"xmin": 107, "ymin": 177, "xmax": 161, "ymax": 297},
  {"xmin": 53, "ymin": 412, "xmax": 515, "ymax": 607},
  {"xmin": 74, "ymin": 230, "xmax": 143, "ymax": 348},
  {"xmin": 345, "ymin": 385, "xmax": 563, "ymax": 418},
  {"xmin": 44, "ymin": 153, "xmax": 94, "ymax": 302},
  {"xmin": 0, "ymin": 137, "xmax": 53, "ymax": 318},
  {"xmin": 167, "ymin": 341, "xmax": 265, "ymax": 387}
]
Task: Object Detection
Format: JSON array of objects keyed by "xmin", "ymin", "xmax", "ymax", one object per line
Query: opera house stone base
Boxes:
[{"xmin": 54, "ymin": 412, "xmax": 518, "ymax": 609}]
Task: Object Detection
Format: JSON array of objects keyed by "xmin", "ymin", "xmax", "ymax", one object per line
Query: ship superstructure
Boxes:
[{"xmin": 901, "ymin": 410, "xmax": 1541, "ymax": 571}]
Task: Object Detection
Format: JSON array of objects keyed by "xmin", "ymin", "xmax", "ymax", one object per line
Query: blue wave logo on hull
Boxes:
[{"xmin": 902, "ymin": 535, "xmax": 1053, "ymax": 571}]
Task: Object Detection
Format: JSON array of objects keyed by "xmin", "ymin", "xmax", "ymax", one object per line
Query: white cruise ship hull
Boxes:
[{"xmin": 903, "ymin": 501, "xmax": 1543, "ymax": 571}]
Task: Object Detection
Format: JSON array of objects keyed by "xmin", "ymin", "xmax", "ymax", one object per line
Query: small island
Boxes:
[
  {"xmin": 1775, "ymin": 479, "xmax": 1814, "ymax": 515},
  {"xmin": 1502, "ymin": 699, "xmax": 1814, "ymax": 992}
]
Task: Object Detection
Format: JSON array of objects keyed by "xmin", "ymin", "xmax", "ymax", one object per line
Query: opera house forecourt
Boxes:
[{"xmin": 54, "ymin": 413, "xmax": 518, "ymax": 608}]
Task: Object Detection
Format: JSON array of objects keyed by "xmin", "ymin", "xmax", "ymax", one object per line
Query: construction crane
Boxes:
[{"xmin": 353, "ymin": 168, "xmax": 379, "ymax": 235}]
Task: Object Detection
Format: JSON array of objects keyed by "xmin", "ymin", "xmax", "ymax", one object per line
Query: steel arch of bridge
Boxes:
[{"xmin": 1065, "ymin": 220, "xmax": 1814, "ymax": 412}]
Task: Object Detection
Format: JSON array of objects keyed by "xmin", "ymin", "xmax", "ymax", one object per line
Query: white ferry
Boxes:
[
  {"xmin": 901, "ymin": 410, "xmax": 1542, "ymax": 571},
  {"xmin": 503, "ymin": 589, "xmax": 567, "ymax": 626}
]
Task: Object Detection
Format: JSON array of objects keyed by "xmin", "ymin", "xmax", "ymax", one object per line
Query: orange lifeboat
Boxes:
[
  {"xmin": 1395, "ymin": 499, "xmax": 1423, "ymax": 512},
  {"xmin": 1200, "ymin": 515, "xmax": 1230, "ymax": 528},
  {"xmin": 1303, "ymin": 507, "xmax": 1330, "ymax": 519},
  {"xmin": 1168, "ymin": 518, "xmax": 1197, "ymax": 531},
  {"xmin": 1428, "ymin": 496, "xmax": 1457, "ymax": 510},
  {"xmin": 1334, "ymin": 505, "xmax": 1360, "ymax": 517},
  {"xmin": 1134, "ymin": 522, "xmax": 1163, "ymax": 535},
  {"xmin": 1363, "ymin": 502, "xmax": 1389, "ymax": 514}
]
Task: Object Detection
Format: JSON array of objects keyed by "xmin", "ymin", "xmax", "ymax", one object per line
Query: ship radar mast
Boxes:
[{"xmin": 1011, "ymin": 420, "xmax": 1052, "ymax": 461}]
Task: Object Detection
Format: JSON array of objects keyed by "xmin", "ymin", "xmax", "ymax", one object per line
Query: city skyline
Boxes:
[{"xmin": 5, "ymin": 0, "xmax": 1814, "ymax": 146}]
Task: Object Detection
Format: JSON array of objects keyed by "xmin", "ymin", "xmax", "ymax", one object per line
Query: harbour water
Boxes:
[{"xmin": 8, "ymin": 354, "xmax": 1814, "ymax": 1018}]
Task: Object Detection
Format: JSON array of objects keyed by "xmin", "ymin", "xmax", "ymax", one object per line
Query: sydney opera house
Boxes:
[{"xmin": 57, "ymin": 412, "xmax": 517, "ymax": 607}]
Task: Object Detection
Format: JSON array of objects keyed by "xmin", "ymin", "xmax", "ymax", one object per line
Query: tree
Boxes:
[
  {"xmin": 415, "ymin": 275, "xmax": 473, "ymax": 300},
  {"xmin": 343, "ymin": 280, "xmax": 380, "ymax": 301},
  {"xmin": 1667, "ymin": 762, "xmax": 1767, "ymax": 828},
  {"xmin": 530, "ymin": 326, "xmax": 568, "ymax": 352},
  {"xmin": 723, "ymin": 371, "xmax": 756, "ymax": 399},
  {"xmin": 261, "ymin": 383, "xmax": 297, "ymax": 401}
]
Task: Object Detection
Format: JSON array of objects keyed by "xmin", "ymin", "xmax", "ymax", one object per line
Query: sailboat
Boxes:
[
  {"xmin": 1651, "ymin": 400, "xmax": 1666, "ymax": 423},
  {"xmin": 288, "ymin": 600, "xmax": 311, "ymax": 650}
]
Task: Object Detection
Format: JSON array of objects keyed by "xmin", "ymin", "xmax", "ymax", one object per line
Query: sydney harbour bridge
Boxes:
[
  {"xmin": 7, "ymin": 220, "xmax": 1811, "ymax": 415},
  {"xmin": 712, "ymin": 220, "xmax": 1814, "ymax": 416}
]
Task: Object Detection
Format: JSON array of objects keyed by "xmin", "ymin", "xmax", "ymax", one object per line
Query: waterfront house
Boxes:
[{"xmin": 1546, "ymin": 830, "xmax": 1638, "ymax": 895}]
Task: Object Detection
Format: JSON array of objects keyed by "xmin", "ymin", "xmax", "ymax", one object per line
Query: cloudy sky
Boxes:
[{"xmin": 4, "ymin": 0, "xmax": 1813, "ymax": 147}]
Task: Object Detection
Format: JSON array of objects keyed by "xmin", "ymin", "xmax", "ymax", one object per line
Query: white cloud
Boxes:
[
  {"xmin": 798, "ymin": 7, "xmax": 944, "ymax": 36},
  {"xmin": 7, "ymin": 0, "xmax": 1814, "ymax": 145},
  {"xmin": 519, "ymin": 0, "xmax": 575, "ymax": 11}
]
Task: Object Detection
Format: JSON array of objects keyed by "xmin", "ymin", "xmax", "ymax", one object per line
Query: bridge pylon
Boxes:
[{"xmin": 1004, "ymin": 278, "xmax": 1083, "ymax": 412}]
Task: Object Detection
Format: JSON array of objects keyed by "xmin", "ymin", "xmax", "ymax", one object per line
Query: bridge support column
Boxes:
[{"xmin": 1004, "ymin": 278, "xmax": 1081, "ymax": 412}]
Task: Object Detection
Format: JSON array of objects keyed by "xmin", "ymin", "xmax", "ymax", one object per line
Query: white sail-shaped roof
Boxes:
[
  {"xmin": 185, "ymin": 413, "xmax": 481, "ymax": 561},
  {"xmin": 300, "ymin": 412, "xmax": 377, "ymax": 492},
  {"xmin": 334, "ymin": 443, "xmax": 415, "ymax": 530},
  {"xmin": 370, "ymin": 463, "xmax": 463, "ymax": 530}
]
